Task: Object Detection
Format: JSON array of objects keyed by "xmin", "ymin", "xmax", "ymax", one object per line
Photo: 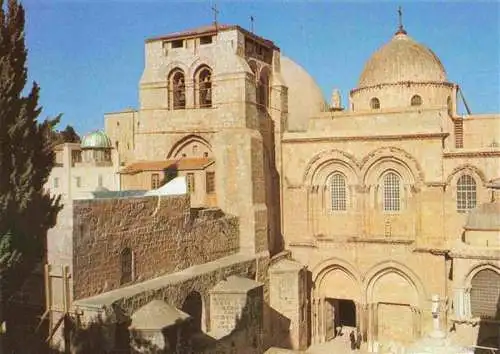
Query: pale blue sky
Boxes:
[{"xmin": 24, "ymin": 1, "xmax": 499, "ymax": 135}]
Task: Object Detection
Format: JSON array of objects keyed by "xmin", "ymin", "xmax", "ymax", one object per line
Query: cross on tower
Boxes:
[
  {"xmin": 396, "ymin": 6, "xmax": 407, "ymax": 34},
  {"xmin": 398, "ymin": 6, "xmax": 403, "ymax": 29},
  {"xmin": 211, "ymin": 3, "xmax": 219, "ymax": 28}
]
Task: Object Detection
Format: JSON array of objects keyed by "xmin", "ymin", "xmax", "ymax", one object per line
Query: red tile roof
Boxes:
[{"xmin": 120, "ymin": 158, "xmax": 214, "ymax": 175}]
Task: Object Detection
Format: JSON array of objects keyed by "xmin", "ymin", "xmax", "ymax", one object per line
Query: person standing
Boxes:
[
  {"xmin": 356, "ymin": 328, "xmax": 362, "ymax": 349},
  {"xmin": 350, "ymin": 330, "xmax": 356, "ymax": 350}
]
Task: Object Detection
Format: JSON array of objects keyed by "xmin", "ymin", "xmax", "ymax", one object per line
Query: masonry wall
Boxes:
[{"xmin": 73, "ymin": 195, "xmax": 239, "ymax": 299}]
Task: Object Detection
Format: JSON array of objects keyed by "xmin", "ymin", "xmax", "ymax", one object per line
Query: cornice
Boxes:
[
  {"xmin": 137, "ymin": 130, "xmax": 217, "ymax": 135},
  {"xmin": 289, "ymin": 241, "xmax": 317, "ymax": 248},
  {"xmin": 347, "ymin": 237, "xmax": 414, "ymax": 245},
  {"xmin": 448, "ymin": 251, "xmax": 500, "ymax": 260},
  {"xmin": 443, "ymin": 150, "xmax": 500, "ymax": 158},
  {"xmin": 350, "ymin": 81, "xmax": 456, "ymax": 95},
  {"xmin": 282, "ymin": 132, "xmax": 448, "ymax": 144}
]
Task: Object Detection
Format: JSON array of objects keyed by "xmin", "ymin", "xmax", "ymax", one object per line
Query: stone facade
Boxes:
[
  {"xmin": 46, "ymin": 18, "xmax": 500, "ymax": 354},
  {"xmin": 73, "ymin": 195, "xmax": 239, "ymax": 299}
]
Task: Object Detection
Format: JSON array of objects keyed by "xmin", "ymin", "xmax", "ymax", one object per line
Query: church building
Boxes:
[{"xmin": 47, "ymin": 13, "xmax": 499, "ymax": 354}]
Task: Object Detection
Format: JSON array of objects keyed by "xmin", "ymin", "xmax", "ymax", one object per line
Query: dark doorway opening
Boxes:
[
  {"xmin": 326, "ymin": 298, "xmax": 357, "ymax": 339},
  {"xmin": 182, "ymin": 291, "xmax": 203, "ymax": 332},
  {"xmin": 337, "ymin": 299, "xmax": 356, "ymax": 327}
]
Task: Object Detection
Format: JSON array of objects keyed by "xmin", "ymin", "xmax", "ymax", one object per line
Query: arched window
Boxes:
[
  {"xmin": 383, "ymin": 172, "xmax": 400, "ymax": 212},
  {"xmin": 257, "ymin": 68, "xmax": 270, "ymax": 110},
  {"xmin": 471, "ymin": 269, "xmax": 500, "ymax": 319},
  {"xmin": 195, "ymin": 66, "xmax": 212, "ymax": 108},
  {"xmin": 120, "ymin": 247, "xmax": 133, "ymax": 285},
  {"xmin": 411, "ymin": 95, "xmax": 422, "ymax": 106},
  {"xmin": 370, "ymin": 97, "xmax": 380, "ymax": 109},
  {"xmin": 168, "ymin": 69, "xmax": 186, "ymax": 110},
  {"xmin": 330, "ymin": 173, "xmax": 347, "ymax": 211},
  {"xmin": 457, "ymin": 175, "xmax": 477, "ymax": 212}
]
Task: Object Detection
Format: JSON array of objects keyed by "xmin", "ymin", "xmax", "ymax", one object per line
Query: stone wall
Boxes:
[{"xmin": 73, "ymin": 195, "xmax": 239, "ymax": 299}]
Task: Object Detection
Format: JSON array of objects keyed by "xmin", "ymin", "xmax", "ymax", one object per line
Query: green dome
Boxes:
[{"xmin": 81, "ymin": 130, "xmax": 112, "ymax": 149}]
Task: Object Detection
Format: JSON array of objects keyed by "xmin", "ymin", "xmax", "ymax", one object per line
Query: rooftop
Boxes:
[
  {"xmin": 120, "ymin": 157, "xmax": 214, "ymax": 175},
  {"xmin": 146, "ymin": 23, "xmax": 278, "ymax": 50},
  {"xmin": 130, "ymin": 300, "xmax": 190, "ymax": 330}
]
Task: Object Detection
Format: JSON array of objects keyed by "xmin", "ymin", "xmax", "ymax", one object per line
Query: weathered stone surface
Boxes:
[{"xmin": 73, "ymin": 195, "xmax": 239, "ymax": 299}]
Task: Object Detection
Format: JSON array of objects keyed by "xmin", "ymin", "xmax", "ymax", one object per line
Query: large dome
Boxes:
[
  {"xmin": 280, "ymin": 56, "xmax": 326, "ymax": 130},
  {"xmin": 358, "ymin": 31, "xmax": 447, "ymax": 88},
  {"xmin": 81, "ymin": 130, "xmax": 112, "ymax": 149}
]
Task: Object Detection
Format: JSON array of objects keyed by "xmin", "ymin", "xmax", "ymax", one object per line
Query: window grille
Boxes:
[
  {"xmin": 195, "ymin": 67, "xmax": 212, "ymax": 108},
  {"xmin": 330, "ymin": 173, "xmax": 347, "ymax": 211},
  {"xmin": 187, "ymin": 173, "xmax": 195, "ymax": 193},
  {"xmin": 168, "ymin": 69, "xmax": 186, "ymax": 110},
  {"xmin": 383, "ymin": 172, "xmax": 400, "ymax": 212},
  {"xmin": 457, "ymin": 175, "xmax": 476, "ymax": 212},
  {"xmin": 370, "ymin": 97, "xmax": 380, "ymax": 109},
  {"xmin": 470, "ymin": 269, "xmax": 500, "ymax": 319},
  {"xmin": 206, "ymin": 171, "xmax": 215, "ymax": 194},
  {"xmin": 411, "ymin": 95, "xmax": 422, "ymax": 106},
  {"xmin": 151, "ymin": 173, "xmax": 160, "ymax": 189},
  {"xmin": 120, "ymin": 248, "xmax": 133, "ymax": 285}
]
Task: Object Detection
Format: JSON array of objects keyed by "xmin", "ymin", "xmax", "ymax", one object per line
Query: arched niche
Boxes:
[
  {"xmin": 181, "ymin": 291, "xmax": 203, "ymax": 332},
  {"xmin": 167, "ymin": 135, "xmax": 212, "ymax": 159}
]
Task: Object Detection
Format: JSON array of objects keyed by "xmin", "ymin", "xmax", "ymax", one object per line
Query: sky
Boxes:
[{"xmin": 24, "ymin": 0, "xmax": 500, "ymax": 135}]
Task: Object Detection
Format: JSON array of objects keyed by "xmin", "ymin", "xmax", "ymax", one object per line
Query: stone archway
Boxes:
[
  {"xmin": 365, "ymin": 265, "xmax": 423, "ymax": 350},
  {"xmin": 312, "ymin": 259, "xmax": 363, "ymax": 345},
  {"xmin": 181, "ymin": 291, "xmax": 203, "ymax": 332}
]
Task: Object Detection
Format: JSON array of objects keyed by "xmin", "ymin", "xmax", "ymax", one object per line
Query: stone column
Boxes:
[
  {"xmin": 410, "ymin": 306, "xmax": 419, "ymax": 340},
  {"xmin": 453, "ymin": 287, "xmax": 465, "ymax": 319},
  {"xmin": 313, "ymin": 186, "xmax": 320, "ymax": 236},
  {"xmin": 318, "ymin": 297, "xmax": 324, "ymax": 343},
  {"xmin": 367, "ymin": 303, "xmax": 374, "ymax": 352},
  {"xmin": 373, "ymin": 303, "xmax": 378, "ymax": 349},
  {"xmin": 312, "ymin": 297, "xmax": 318, "ymax": 344},
  {"xmin": 464, "ymin": 288, "xmax": 472, "ymax": 318},
  {"xmin": 360, "ymin": 303, "xmax": 368, "ymax": 342},
  {"xmin": 185, "ymin": 78, "xmax": 195, "ymax": 108}
]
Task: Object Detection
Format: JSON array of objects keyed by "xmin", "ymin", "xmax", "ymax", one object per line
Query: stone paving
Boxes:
[{"xmin": 306, "ymin": 337, "xmax": 370, "ymax": 354}]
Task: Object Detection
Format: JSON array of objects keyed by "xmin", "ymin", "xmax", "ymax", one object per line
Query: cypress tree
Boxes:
[{"xmin": 0, "ymin": 0, "xmax": 61, "ymax": 349}]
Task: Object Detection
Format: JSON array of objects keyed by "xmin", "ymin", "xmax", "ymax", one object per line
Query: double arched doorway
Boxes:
[{"xmin": 312, "ymin": 259, "xmax": 424, "ymax": 350}]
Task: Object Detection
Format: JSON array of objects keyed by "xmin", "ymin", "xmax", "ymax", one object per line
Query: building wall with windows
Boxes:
[
  {"xmin": 63, "ymin": 21, "xmax": 500, "ymax": 353},
  {"xmin": 47, "ymin": 139, "xmax": 120, "ymax": 200},
  {"xmin": 278, "ymin": 26, "xmax": 500, "ymax": 351}
]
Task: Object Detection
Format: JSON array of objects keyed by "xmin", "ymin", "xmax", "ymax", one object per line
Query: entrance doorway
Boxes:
[{"xmin": 325, "ymin": 298, "xmax": 357, "ymax": 340}]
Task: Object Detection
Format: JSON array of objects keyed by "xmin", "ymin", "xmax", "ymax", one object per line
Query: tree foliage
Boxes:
[
  {"xmin": 0, "ymin": 0, "xmax": 61, "ymax": 278},
  {"xmin": 50, "ymin": 124, "xmax": 81, "ymax": 145}
]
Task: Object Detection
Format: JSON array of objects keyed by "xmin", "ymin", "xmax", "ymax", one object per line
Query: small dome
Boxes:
[
  {"xmin": 465, "ymin": 202, "xmax": 500, "ymax": 231},
  {"xmin": 358, "ymin": 32, "xmax": 447, "ymax": 88},
  {"xmin": 81, "ymin": 130, "xmax": 112, "ymax": 149}
]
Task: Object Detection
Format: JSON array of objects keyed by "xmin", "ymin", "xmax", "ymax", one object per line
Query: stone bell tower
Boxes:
[{"xmin": 113, "ymin": 24, "xmax": 286, "ymax": 255}]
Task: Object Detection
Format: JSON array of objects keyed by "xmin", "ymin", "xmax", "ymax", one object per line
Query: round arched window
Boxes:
[
  {"xmin": 370, "ymin": 97, "xmax": 380, "ymax": 109},
  {"xmin": 411, "ymin": 95, "xmax": 422, "ymax": 106}
]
